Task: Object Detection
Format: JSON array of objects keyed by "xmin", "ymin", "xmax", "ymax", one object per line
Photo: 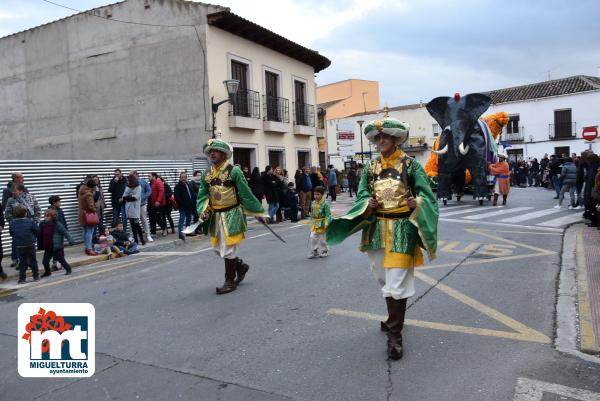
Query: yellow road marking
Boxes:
[
  {"xmin": 420, "ymin": 228, "xmax": 556, "ymax": 271},
  {"xmin": 576, "ymin": 226, "xmax": 599, "ymax": 354},
  {"xmin": 419, "ymin": 252, "xmax": 553, "ymax": 271},
  {"xmin": 414, "ymin": 271, "xmax": 550, "ymax": 344},
  {"xmin": 465, "ymin": 228, "xmax": 555, "ymax": 254},
  {"xmin": 0, "ymin": 256, "xmax": 161, "ymax": 298},
  {"xmin": 327, "ymin": 308, "xmax": 549, "ymax": 344}
]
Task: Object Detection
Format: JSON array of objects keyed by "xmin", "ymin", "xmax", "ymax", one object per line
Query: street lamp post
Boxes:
[
  {"xmin": 357, "ymin": 119, "xmax": 365, "ymax": 165},
  {"xmin": 211, "ymin": 79, "xmax": 240, "ymax": 138}
]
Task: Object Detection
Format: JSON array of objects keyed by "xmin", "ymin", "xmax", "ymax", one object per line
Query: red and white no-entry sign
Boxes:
[{"xmin": 582, "ymin": 126, "xmax": 598, "ymax": 141}]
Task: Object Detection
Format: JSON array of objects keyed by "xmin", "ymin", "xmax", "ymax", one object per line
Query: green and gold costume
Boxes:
[
  {"xmin": 196, "ymin": 162, "xmax": 264, "ymax": 248},
  {"xmin": 310, "ymin": 198, "xmax": 332, "ymax": 234},
  {"xmin": 327, "ymin": 148, "xmax": 438, "ymax": 268}
]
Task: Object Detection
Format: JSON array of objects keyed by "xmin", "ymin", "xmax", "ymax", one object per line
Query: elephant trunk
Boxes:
[{"xmin": 459, "ymin": 127, "xmax": 472, "ymax": 156}]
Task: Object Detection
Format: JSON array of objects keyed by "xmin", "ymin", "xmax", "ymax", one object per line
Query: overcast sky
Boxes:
[{"xmin": 2, "ymin": 0, "xmax": 600, "ymax": 106}]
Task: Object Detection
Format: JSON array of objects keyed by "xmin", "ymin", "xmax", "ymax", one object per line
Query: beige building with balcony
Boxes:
[{"xmin": 207, "ymin": 12, "xmax": 330, "ymax": 171}]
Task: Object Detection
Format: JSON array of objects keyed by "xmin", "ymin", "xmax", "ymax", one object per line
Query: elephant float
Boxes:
[{"xmin": 424, "ymin": 93, "xmax": 508, "ymax": 205}]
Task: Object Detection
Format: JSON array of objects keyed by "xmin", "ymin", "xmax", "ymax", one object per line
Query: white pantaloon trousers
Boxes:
[
  {"xmin": 213, "ymin": 214, "xmax": 238, "ymax": 259},
  {"xmin": 310, "ymin": 232, "xmax": 328, "ymax": 253},
  {"xmin": 367, "ymin": 249, "xmax": 415, "ymax": 300}
]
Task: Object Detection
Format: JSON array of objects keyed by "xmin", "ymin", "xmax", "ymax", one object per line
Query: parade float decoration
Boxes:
[{"xmin": 424, "ymin": 93, "xmax": 509, "ymax": 205}]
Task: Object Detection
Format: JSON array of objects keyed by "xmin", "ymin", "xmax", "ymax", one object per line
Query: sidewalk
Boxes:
[
  {"xmin": 575, "ymin": 223, "xmax": 600, "ymax": 355},
  {"xmin": 0, "ymin": 231, "xmax": 202, "ymax": 284}
]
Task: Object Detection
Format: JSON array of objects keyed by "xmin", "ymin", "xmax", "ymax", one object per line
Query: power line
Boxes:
[
  {"xmin": 40, "ymin": 0, "xmax": 212, "ymax": 131},
  {"xmin": 40, "ymin": 0, "xmax": 197, "ymax": 27}
]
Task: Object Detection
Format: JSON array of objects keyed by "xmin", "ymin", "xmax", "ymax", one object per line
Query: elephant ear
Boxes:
[
  {"xmin": 426, "ymin": 96, "xmax": 450, "ymax": 128},
  {"xmin": 464, "ymin": 93, "xmax": 492, "ymax": 121}
]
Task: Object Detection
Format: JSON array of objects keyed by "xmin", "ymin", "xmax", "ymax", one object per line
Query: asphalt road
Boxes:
[{"xmin": 1, "ymin": 187, "xmax": 599, "ymax": 401}]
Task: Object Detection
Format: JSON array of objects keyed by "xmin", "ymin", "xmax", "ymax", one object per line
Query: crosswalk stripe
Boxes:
[
  {"xmin": 439, "ymin": 207, "xmax": 484, "ymax": 217},
  {"xmin": 537, "ymin": 213, "xmax": 584, "ymax": 227},
  {"xmin": 438, "ymin": 204, "xmax": 474, "ymax": 211},
  {"xmin": 464, "ymin": 207, "xmax": 534, "ymax": 220},
  {"xmin": 500, "ymin": 208, "xmax": 564, "ymax": 223}
]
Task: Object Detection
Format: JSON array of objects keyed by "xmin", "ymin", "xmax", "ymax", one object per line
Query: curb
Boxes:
[
  {"xmin": 556, "ymin": 223, "xmax": 600, "ymax": 359},
  {"xmin": 0, "ymin": 235, "xmax": 199, "ymax": 282},
  {"xmin": 575, "ymin": 226, "xmax": 600, "ymax": 354}
]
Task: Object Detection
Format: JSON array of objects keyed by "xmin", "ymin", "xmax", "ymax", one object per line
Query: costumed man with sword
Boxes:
[
  {"xmin": 327, "ymin": 117, "xmax": 438, "ymax": 359},
  {"xmin": 195, "ymin": 138, "xmax": 270, "ymax": 294}
]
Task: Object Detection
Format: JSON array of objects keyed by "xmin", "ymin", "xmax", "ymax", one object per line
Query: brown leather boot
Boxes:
[
  {"xmin": 492, "ymin": 193, "xmax": 498, "ymax": 206},
  {"xmin": 502, "ymin": 195, "xmax": 507, "ymax": 206},
  {"xmin": 216, "ymin": 258, "xmax": 237, "ymax": 294},
  {"xmin": 234, "ymin": 258, "xmax": 249, "ymax": 284},
  {"xmin": 380, "ymin": 297, "xmax": 394, "ymax": 332},
  {"xmin": 386, "ymin": 298, "xmax": 407, "ymax": 360}
]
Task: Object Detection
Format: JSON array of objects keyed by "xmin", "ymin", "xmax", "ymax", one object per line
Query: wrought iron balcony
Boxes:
[
  {"xmin": 549, "ymin": 122, "xmax": 576, "ymax": 140},
  {"xmin": 501, "ymin": 126, "xmax": 525, "ymax": 142},
  {"xmin": 293, "ymin": 102, "xmax": 315, "ymax": 127},
  {"xmin": 230, "ymin": 88, "xmax": 260, "ymax": 119},
  {"xmin": 263, "ymin": 95, "xmax": 289, "ymax": 123}
]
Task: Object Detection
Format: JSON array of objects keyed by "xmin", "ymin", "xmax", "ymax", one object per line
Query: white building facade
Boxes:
[
  {"xmin": 486, "ymin": 76, "xmax": 600, "ymax": 162},
  {"xmin": 325, "ymin": 75, "xmax": 600, "ymax": 169}
]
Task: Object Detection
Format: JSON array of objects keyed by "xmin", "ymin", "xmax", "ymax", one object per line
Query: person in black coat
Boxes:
[
  {"xmin": 108, "ymin": 169, "xmax": 127, "ymax": 228},
  {"xmin": 283, "ymin": 182, "xmax": 299, "ymax": 222},
  {"xmin": 0, "ymin": 200, "xmax": 5, "ymax": 280},
  {"xmin": 174, "ymin": 172, "xmax": 196, "ymax": 240},
  {"xmin": 262, "ymin": 166, "xmax": 281, "ymax": 223},
  {"xmin": 161, "ymin": 177, "xmax": 176, "ymax": 234},
  {"xmin": 582, "ymin": 152, "xmax": 600, "ymax": 226},
  {"xmin": 249, "ymin": 167, "xmax": 264, "ymax": 201}
]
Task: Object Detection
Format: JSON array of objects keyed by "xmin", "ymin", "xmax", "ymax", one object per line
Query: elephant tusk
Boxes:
[
  {"xmin": 432, "ymin": 144, "xmax": 449, "ymax": 155},
  {"xmin": 459, "ymin": 142, "xmax": 470, "ymax": 155}
]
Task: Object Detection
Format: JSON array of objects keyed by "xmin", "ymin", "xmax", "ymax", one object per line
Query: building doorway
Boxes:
[
  {"xmin": 233, "ymin": 147, "xmax": 253, "ymax": 171},
  {"xmin": 554, "ymin": 146, "xmax": 570, "ymax": 158},
  {"xmin": 507, "ymin": 148, "xmax": 523, "ymax": 163},
  {"xmin": 319, "ymin": 151, "xmax": 326, "ymax": 172},
  {"xmin": 297, "ymin": 150, "xmax": 310, "ymax": 170},
  {"xmin": 268, "ymin": 149, "xmax": 284, "ymax": 169}
]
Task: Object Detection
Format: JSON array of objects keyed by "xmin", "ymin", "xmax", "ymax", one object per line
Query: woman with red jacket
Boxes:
[{"xmin": 148, "ymin": 172, "xmax": 167, "ymax": 237}]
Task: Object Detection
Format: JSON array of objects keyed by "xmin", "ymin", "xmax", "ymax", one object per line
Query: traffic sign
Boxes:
[
  {"xmin": 582, "ymin": 126, "xmax": 598, "ymax": 141},
  {"xmin": 337, "ymin": 131, "xmax": 355, "ymax": 140}
]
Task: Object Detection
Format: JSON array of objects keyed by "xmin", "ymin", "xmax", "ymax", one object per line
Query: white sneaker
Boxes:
[
  {"xmin": 575, "ymin": 205, "xmax": 583, "ymax": 210},
  {"xmin": 553, "ymin": 205, "xmax": 561, "ymax": 209},
  {"xmin": 308, "ymin": 252, "xmax": 319, "ymax": 259},
  {"xmin": 320, "ymin": 252, "xmax": 329, "ymax": 258},
  {"xmin": 568, "ymin": 206, "xmax": 574, "ymax": 210},
  {"xmin": 146, "ymin": 236, "xmax": 154, "ymax": 242}
]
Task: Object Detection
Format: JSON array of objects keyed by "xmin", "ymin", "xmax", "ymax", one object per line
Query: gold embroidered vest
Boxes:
[
  {"xmin": 369, "ymin": 157, "xmax": 412, "ymax": 213},
  {"xmin": 207, "ymin": 164, "xmax": 239, "ymax": 210}
]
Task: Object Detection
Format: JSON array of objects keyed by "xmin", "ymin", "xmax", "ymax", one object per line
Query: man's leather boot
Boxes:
[
  {"xmin": 380, "ymin": 297, "xmax": 394, "ymax": 332},
  {"xmin": 234, "ymin": 258, "xmax": 249, "ymax": 284},
  {"xmin": 386, "ymin": 298, "xmax": 407, "ymax": 360},
  {"xmin": 216, "ymin": 258, "xmax": 237, "ymax": 294},
  {"xmin": 492, "ymin": 193, "xmax": 498, "ymax": 206},
  {"xmin": 502, "ymin": 194, "xmax": 507, "ymax": 205}
]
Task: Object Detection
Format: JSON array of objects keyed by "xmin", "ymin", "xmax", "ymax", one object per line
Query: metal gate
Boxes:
[{"xmin": 0, "ymin": 159, "xmax": 209, "ymax": 253}]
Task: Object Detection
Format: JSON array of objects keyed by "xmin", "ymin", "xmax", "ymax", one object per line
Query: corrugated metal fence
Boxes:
[{"xmin": 0, "ymin": 159, "xmax": 209, "ymax": 253}]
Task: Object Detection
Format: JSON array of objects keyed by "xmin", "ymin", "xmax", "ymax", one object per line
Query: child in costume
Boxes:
[{"xmin": 309, "ymin": 186, "xmax": 331, "ymax": 259}]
